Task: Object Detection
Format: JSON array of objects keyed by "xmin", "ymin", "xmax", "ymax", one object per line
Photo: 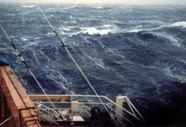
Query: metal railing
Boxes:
[{"xmin": 30, "ymin": 94, "xmax": 145, "ymax": 125}]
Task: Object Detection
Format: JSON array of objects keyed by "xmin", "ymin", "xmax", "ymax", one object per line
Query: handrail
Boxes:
[
  {"xmin": 39, "ymin": 113, "xmax": 61, "ymax": 126},
  {"xmin": 30, "ymin": 94, "xmax": 144, "ymax": 123},
  {"xmin": 36, "ymin": 103, "xmax": 66, "ymax": 121},
  {"xmin": 30, "ymin": 94, "xmax": 143, "ymax": 121},
  {"xmin": 35, "ymin": 101, "xmax": 133, "ymax": 124}
]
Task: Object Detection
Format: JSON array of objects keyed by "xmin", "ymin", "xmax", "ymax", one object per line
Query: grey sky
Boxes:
[{"xmin": 1, "ymin": 0, "xmax": 186, "ymax": 5}]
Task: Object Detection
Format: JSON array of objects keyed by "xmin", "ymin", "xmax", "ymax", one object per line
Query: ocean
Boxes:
[{"xmin": 0, "ymin": 3, "xmax": 186, "ymax": 126}]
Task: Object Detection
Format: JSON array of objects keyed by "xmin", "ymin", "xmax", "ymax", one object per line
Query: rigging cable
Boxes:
[
  {"xmin": 0, "ymin": 24, "xmax": 63, "ymax": 123},
  {"xmin": 36, "ymin": 3, "xmax": 119, "ymax": 126},
  {"xmin": 0, "ymin": 26, "xmax": 43, "ymax": 127}
]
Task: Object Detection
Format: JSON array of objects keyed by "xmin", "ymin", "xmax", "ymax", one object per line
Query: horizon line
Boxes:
[
  {"xmin": 0, "ymin": 0, "xmax": 186, "ymax": 5},
  {"xmin": 1, "ymin": 1, "xmax": 186, "ymax": 5}
]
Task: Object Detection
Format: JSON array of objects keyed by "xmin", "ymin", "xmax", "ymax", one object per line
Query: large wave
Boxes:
[{"xmin": 1, "ymin": 4, "xmax": 186, "ymax": 126}]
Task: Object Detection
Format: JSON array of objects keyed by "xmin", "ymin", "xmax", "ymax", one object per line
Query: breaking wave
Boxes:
[
  {"xmin": 94, "ymin": 6, "xmax": 103, "ymax": 9},
  {"xmin": 126, "ymin": 21, "xmax": 186, "ymax": 33},
  {"xmin": 1, "ymin": 4, "xmax": 186, "ymax": 127},
  {"xmin": 163, "ymin": 21, "xmax": 186, "ymax": 28},
  {"xmin": 59, "ymin": 25, "xmax": 118, "ymax": 35},
  {"xmin": 81, "ymin": 27, "xmax": 111, "ymax": 35},
  {"xmin": 21, "ymin": 5, "xmax": 36, "ymax": 8}
]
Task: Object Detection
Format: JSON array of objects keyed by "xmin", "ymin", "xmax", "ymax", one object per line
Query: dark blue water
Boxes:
[{"xmin": 0, "ymin": 3, "xmax": 186, "ymax": 126}]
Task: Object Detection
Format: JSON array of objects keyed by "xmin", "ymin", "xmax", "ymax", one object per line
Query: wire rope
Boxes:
[{"xmin": 35, "ymin": 3, "xmax": 119, "ymax": 127}]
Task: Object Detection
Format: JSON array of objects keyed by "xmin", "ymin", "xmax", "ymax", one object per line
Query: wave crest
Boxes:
[
  {"xmin": 82, "ymin": 27, "xmax": 111, "ymax": 35},
  {"xmin": 21, "ymin": 5, "xmax": 36, "ymax": 8},
  {"xmin": 162, "ymin": 21, "xmax": 186, "ymax": 28},
  {"xmin": 124, "ymin": 21, "xmax": 186, "ymax": 34}
]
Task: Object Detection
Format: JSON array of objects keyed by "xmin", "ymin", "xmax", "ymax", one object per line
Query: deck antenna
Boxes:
[
  {"xmin": 36, "ymin": 3, "xmax": 119, "ymax": 126},
  {"xmin": 0, "ymin": 24, "xmax": 62, "ymax": 122}
]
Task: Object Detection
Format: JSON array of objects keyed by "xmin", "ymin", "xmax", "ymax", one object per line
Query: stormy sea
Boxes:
[{"xmin": 0, "ymin": 3, "xmax": 186, "ymax": 126}]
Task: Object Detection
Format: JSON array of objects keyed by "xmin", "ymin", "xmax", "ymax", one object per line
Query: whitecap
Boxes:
[
  {"xmin": 50, "ymin": 14, "xmax": 54, "ymax": 17},
  {"xmin": 59, "ymin": 26, "xmax": 71, "ymax": 31},
  {"xmin": 103, "ymin": 24, "xmax": 114, "ymax": 28},
  {"xmin": 81, "ymin": 27, "xmax": 111, "ymax": 35},
  {"xmin": 126, "ymin": 26, "xmax": 160, "ymax": 33},
  {"xmin": 59, "ymin": 24, "xmax": 119, "ymax": 36},
  {"xmin": 59, "ymin": 26, "xmax": 81, "ymax": 37},
  {"xmin": 125, "ymin": 22, "xmax": 186, "ymax": 33},
  {"xmin": 47, "ymin": 32, "xmax": 55, "ymax": 36},
  {"xmin": 7, "ymin": 14, "xmax": 15, "ymax": 16},
  {"xmin": 127, "ymin": 28, "xmax": 144, "ymax": 33},
  {"xmin": 20, "ymin": 37, "xmax": 28, "ymax": 41},
  {"xmin": 22, "ymin": 42, "xmax": 39, "ymax": 48},
  {"xmin": 64, "ymin": 5, "xmax": 77, "ymax": 10},
  {"xmin": 34, "ymin": 37, "xmax": 40, "ymax": 40},
  {"xmin": 94, "ymin": 6, "xmax": 103, "ymax": 9},
  {"xmin": 162, "ymin": 21, "xmax": 186, "ymax": 28},
  {"xmin": 21, "ymin": 5, "xmax": 36, "ymax": 8}
]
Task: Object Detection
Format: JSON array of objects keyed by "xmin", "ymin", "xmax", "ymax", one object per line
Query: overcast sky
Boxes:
[{"xmin": 1, "ymin": 0, "xmax": 186, "ymax": 5}]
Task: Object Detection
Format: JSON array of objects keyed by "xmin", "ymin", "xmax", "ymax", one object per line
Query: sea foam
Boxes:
[
  {"xmin": 162, "ymin": 21, "xmax": 186, "ymax": 28},
  {"xmin": 82, "ymin": 27, "xmax": 111, "ymax": 35},
  {"xmin": 21, "ymin": 5, "xmax": 36, "ymax": 8}
]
